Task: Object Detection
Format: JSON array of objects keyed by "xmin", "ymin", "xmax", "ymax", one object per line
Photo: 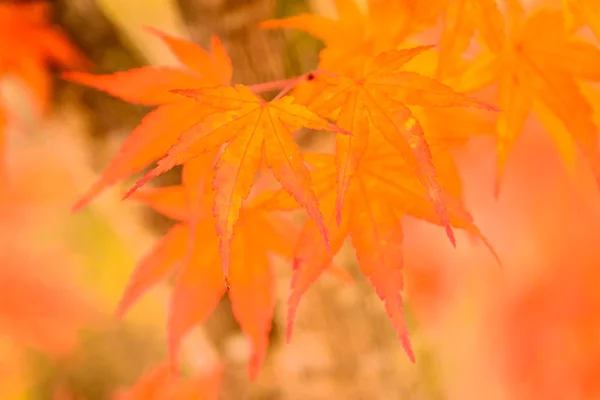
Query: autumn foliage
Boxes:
[
  {"xmin": 59, "ymin": 0, "xmax": 600, "ymax": 380},
  {"xmin": 2, "ymin": 0, "xmax": 600, "ymax": 397}
]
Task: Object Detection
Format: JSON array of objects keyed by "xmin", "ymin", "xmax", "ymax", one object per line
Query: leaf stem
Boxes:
[{"xmin": 247, "ymin": 78, "xmax": 301, "ymax": 94}]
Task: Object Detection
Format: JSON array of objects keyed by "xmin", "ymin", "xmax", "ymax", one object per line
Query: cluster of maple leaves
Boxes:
[{"xmin": 2, "ymin": 0, "xmax": 600, "ymax": 397}]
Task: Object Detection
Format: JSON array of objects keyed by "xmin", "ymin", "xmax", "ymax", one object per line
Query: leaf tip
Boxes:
[{"xmin": 446, "ymin": 225, "xmax": 457, "ymax": 248}]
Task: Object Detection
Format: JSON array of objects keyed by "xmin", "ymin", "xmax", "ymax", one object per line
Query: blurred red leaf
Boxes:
[
  {"xmin": 0, "ymin": 1, "xmax": 88, "ymax": 115},
  {"xmin": 113, "ymin": 362, "xmax": 223, "ymax": 400}
]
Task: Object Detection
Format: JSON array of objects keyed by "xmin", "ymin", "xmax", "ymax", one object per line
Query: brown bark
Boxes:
[
  {"xmin": 51, "ymin": 0, "xmax": 181, "ymax": 232},
  {"xmin": 51, "ymin": 0, "xmax": 149, "ymax": 139},
  {"xmin": 177, "ymin": 0, "xmax": 287, "ymax": 86}
]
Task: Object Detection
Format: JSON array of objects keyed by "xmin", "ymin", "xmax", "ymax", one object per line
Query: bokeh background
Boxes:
[{"xmin": 1, "ymin": 0, "xmax": 600, "ymax": 399}]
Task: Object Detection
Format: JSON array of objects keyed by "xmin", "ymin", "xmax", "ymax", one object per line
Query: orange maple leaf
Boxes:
[
  {"xmin": 116, "ymin": 154, "xmax": 346, "ymax": 379},
  {"xmin": 113, "ymin": 362, "xmax": 223, "ymax": 400},
  {"xmin": 287, "ymin": 46, "xmax": 497, "ymax": 246},
  {"xmin": 62, "ymin": 28, "xmax": 232, "ymax": 211},
  {"xmin": 456, "ymin": 4, "xmax": 600, "ymax": 195},
  {"xmin": 274, "ymin": 130, "xmax": 497, "ymax": 362},
  {"xmin": 260, "ymin": 0, "xmax": 446, "ymax": 72},
  {"xmin": 559, "ymin": 0, "xmax": 600, "ymax": 42},
  {"xmin": 123, "ymin": 85, "xmax": 351, "ymax": 276},
  {"xmin": 436, "ymin": 0, "xmax": 506, "ymax": 80},
  {"xmin": 0, "ymin": 1, "xmax": 87, "ymax": 115}
]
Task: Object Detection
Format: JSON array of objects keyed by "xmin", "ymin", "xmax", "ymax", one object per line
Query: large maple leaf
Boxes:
[
  {"xmin": 0, "ymin": 1, "xmax": 87, "ymax": 115},
  {"xmin": 274, "ymin": 129, "xmax": 498, "ymax": 362},
  {"xmin": 62, "ymin": 28, "xmax": 233, "ymax": 211},
  {"xmin": 116, "ymin": 155, "xmax": 349, "ymax": 379},
  {"xmin": 286, "ymin": 46, "xmax": 497, "ymax": 246},
  {"xmin": 123, "ymin": 85, "xmax": 351, "ymax": 276},
  {"xmin": 455, "ymin": 4, "xmax": 600, "ymax": 194}
]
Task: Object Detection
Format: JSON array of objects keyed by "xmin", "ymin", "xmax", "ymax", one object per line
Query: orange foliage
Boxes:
[
  {"xmin": 0, "ymin": 1, "xmax": 87, "ymax": 115},
  {"xmin": 58, "ymin": 0, "xmax": 600, "ymax": 388},
  {"xmin": 63, "ymin": 29, "xmax": 232, "ymax": 211}
]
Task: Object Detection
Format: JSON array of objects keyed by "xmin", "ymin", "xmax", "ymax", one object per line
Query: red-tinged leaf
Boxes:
[
  {"xmin": 65, "ymin": 29, "xmax": 236, "ymax": 210},
  {"xmin": 126, "ymin": 86, "xmax": 342, "ymax": 276},
  {"xmin": 115, "ymin": 223, "xmax": 188, "ymax": 318},
  {"xmin": 361, "ymin": 95, "xmax": 456, "ymax": 246},
  {"xmin": 63, "ymin": 27, "xmax": 232, "ymax": 105},
  {"xmin": 302, "ymin": 48, "xmax": 496, "ymax": 247},
  {"xmin": 212, "ymin": 121, "xmax": 264, "ymax": 277},
  {"xmin": 362, "ymin": 131, "xmax": 501, "ymax": 265},
  {"xmin": 285, "ymin": 133, "xmax": 497, "ymax": 357},
  {"xmin": 348, "ymin": 179, "xmax": 414, "ymax": 361},
  {"xmin": 10, "ymin": 56, "xmax": 51, "ymax": 115},
  {"xmin": 334, "ymin": 90, "xmax": 370, "ymax": 225},
  {"xmin": 262, "ymin": 102, "xmax": 328, "ymax": 238},
  {"xmin": 62, "ymin": 68, "xmax": 207, "ymax": 106},
  {"xmin": 37, "ymin": 28, "xmax": 90, "ymax": 70},
  {"xmin": 287, "ymin": 183, "xmax": 350, "ymax": 341},
  {"xmin": 167, "ymin": 225, "xmax": 225, "ymax": 366},
  {"xmin": 247, "ymin": 203, "xmax": 299, "ymax": 259},
  {"xmin": 229, "ymin": 228, "xmax": 274, "ymax": 379},
  {"xmin": 209, "ymin": 36, "xmax": 234, "ymax": 86},
  {"xmin": 181, "ymin": 154, "xmax": 219, "ymax": 262},
  {"xmin": 145, "ymin": 28, "xmax": 232, "ymax": 86},
  {"xmin": 72, "ymin": 100, "xmax": 207, "ymax": 211},
  {"xmin": 121, "ymin": 152, "xmax": 295, "ymax": 379}
]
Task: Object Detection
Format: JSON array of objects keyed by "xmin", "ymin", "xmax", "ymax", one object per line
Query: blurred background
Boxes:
[{"xmin": 1, "ymin": 0, "xmax": 600, "ymax": 399}]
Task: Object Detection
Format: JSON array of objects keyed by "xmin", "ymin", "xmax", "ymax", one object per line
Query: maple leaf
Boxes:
[
  {"xmin": 559, "ymin": 0, "xmax": 600, "ymax": 42},
  {"xmin": 276, "ymin": 130, "xmax": 498, "ymax": 362},
  {"xmin": 456, "ymin": 5, "xmax": 600, "ymax": 195},
  {"xmin": 62, "ymin": 28, "xmax": 232, "ymax": 211},
  {"xmin": 113, "ymin": 362, "xmax": 223, "ymax": 400},
  {"xmin": 116, "ymin": 155, "xmax": 348, "ymax": 379},
  {"xmin": 124, "ymin": 85, "xmax": 351, "ymax": 276},
  {"xmin": 260, "ymin": 0, "xmax": 446, "ymax": 72},
  {"xmin": 0, "ymin": 1, "xmax": 88, "ymax": 115},
  {"xmin": 289, "ymin": 46, "xmax": 497, "ymax": 246},
  {"xmin": 436, "ymin": 0, "xmax": 506, "ymax": 80}
]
